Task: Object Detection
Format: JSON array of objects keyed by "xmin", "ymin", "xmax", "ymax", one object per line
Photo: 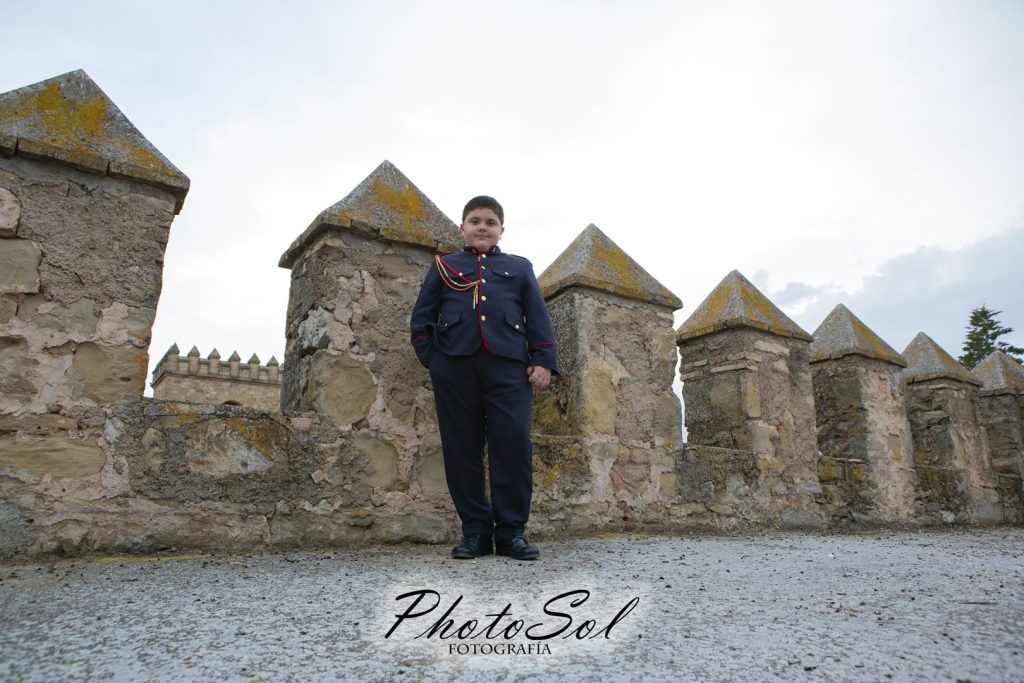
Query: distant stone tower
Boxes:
[
  {"xmin": 810, "ymin": 304, "xmax": 919, "ymax": 522},
  {"xmin": 973, "ymin": 350, "xmax": 1024, "ymax": 522},
  {"xmin": 676, "ymin": 271, "xmax": 822, "ymax": 527},
  {"xmin": 151, "ymin": 345, "xmax": 281, "ymax": 411},
  {"xmin": 902, "ymin": 333, "xmax": 1001, "ymax": 522},
  {"xmin": 535, "ymin": 224, "xmax": 682, "ymax": 521}
]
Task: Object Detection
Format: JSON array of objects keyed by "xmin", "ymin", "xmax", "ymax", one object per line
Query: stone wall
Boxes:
[
  {"xmin": 1, "ymin": 69, "xmax": 1020, "ymax": 559},
  {"xmin": 151, "ymin": 345, "xmax": 281, "ymax": 411}
]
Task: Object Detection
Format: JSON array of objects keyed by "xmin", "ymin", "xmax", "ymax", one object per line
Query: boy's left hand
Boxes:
[{"xmin": 527, "ymin": 365, "xmax": 551, "ymax": 390}]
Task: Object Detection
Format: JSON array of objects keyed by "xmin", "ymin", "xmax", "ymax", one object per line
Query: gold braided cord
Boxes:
[{"xmin": 435, "ymin": 255, "xmax": 481, "ymax": 308}]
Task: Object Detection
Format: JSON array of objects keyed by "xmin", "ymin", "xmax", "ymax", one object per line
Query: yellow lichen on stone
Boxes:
[
  {"xmin": 372, "ymin": 176, "xmax": 425, "ymax": 222},
  {"xmin": 34, "ymin": 81, "xmax": 108, "ymax": 140},
  {"xmin": 593, "ymin": 239, "xmax": 642, "ymax": 297},
  {"xmin": 372, "ymin": 177, "xmax": 436, "ymax": 247}
]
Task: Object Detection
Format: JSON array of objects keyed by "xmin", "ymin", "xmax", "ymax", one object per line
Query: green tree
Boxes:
[{"xmin": 959, "ymin": 305, "xmax": 1024, "ymax": 369}]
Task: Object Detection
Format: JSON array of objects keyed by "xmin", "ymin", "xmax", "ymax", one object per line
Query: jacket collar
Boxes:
[{"xmin": 463, "ymin": 245, "xmax": 501, "ymax": 255}]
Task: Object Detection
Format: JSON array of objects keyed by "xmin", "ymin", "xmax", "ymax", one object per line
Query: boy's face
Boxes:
[{"xmin": 460, "ymin": 208, "xmax": 504, "ymax": 253}]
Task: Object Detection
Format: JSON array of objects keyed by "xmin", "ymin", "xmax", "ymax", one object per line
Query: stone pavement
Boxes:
[{"xmin": 1, "ymin": 528, "xmax": 1022, "ymax": 682}]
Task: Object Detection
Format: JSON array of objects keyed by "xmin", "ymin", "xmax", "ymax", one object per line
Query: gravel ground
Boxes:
[{"xmin": 1, "ymin": 527, "xmax": 1022, "ymax": 682}]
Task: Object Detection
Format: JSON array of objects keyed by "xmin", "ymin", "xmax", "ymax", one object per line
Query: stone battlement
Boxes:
[
  {"xmin": 150, "ymin": 345, "xmax": 281, "ymax": 411},
  {"xmin": 0, "ymin": 70, "xmax": 1021, "ymax": 559}
]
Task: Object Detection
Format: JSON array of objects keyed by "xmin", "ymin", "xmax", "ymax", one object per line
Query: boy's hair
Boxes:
[{"xmin": 462, "ymin": 196, "xmax": 504, "ymax": 224}]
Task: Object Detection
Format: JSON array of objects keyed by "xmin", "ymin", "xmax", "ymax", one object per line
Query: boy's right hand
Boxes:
[{"xmin": 527, "ymin": 365, "xmax": 551, "ymax": 390}]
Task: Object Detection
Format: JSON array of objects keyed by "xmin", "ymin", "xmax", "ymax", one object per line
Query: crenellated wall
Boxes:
[
  {"xmin": 150, "ymin": 345, "xmax": 281, "ymax": 411},
  {"xmin": 1, "ymin": 69, "xmax": 1021, "ymax": 559}
]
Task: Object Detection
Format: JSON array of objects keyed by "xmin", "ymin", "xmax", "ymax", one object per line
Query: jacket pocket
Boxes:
[
  {"xmin": 504, "ymin": 312, "xmax": 526, "ymax": 334},
  {"xmin": 437, "ymin": 312, "xmax": 462, "ymax": 333}
]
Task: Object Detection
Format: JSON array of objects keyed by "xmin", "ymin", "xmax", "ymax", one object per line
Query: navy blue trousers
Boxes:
[{"xmin": 428, "ymin": 349, "xmax": 534, "ymax": 542}]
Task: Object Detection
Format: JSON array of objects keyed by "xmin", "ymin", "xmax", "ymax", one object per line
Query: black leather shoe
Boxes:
[
  {"xmin": 451, "ymin": 535, "xmax": 493, "ymax": 559},
  {"xmin": 496, "ymin": 536, "xmax": 539, "ymax": 561}
]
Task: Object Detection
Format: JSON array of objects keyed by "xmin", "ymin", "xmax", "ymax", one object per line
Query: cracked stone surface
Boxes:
[{"xmin": 1, "ymin": 528, "xmax": 1022, "ymax": 681}]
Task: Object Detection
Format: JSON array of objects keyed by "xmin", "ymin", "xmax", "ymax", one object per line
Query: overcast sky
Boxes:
[{"xmin": 3, "ymin": 0, "xmax": 1022, "ymax": 393}]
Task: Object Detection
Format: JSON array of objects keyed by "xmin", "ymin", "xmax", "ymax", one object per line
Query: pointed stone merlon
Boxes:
[
  {"xmin": 809, "ymin": 304, "xmax": 918, "ymax": 523},
  {"xmin": 901, "ymin": 333, "xmax": 1001, "ymax": 523},
  {"xmin": 0, "ymin": 70, "xmax": 189, "ymax": 213},
  {"xmin": 538, "ymin": 224, "xmax": 681, "ymax": 308},
  {"xmin": 151, "ymin": 345, "xmax": 282, "ymax": 411},
  {"xmin": 1, "ymin": 71, "xmax": 187, "ymax": 413},
  {"xmin": 974, "ymin": 351, "xmax": 1024, "ymax": 522},
  {"xmin": 675, "ymin": 270, "xmax": 822, "ymax": 527},
  {"xmin": 278, "ymin": 160, "xmax": 460, "ymax": 269},
  {"xmin": 533, "ymin": 224, "xmax": 682, "ymax": 497},
  {"xmin": 276, "ymin": 159, "xmax": 454, "ymax": 485}
]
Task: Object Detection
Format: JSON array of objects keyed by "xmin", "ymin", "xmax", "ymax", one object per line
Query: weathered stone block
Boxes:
[
  {"xmin": 0, "ymin": 497, "xmax": 33, "ymax": 557},
  {"xmin": 268, "ymin": 513, "xmax": 369, "ymax": 547},
  {"xmin": 677, "ymin": 445, "xmax": 758, "ymax": 506},
  {"xmin": 16, "ymin": 296, "xmax": 100, "ymax": 335},
  {"xmin": 535, "ymin": 436, "xmax": 592, "ymax": 501},
  {"xmin": 354, "ymin": 431, "xmax": 398, "ymax": 488},
  {"xmin": 370, "ymin": 513, "xmax": 450, "ymax": 543},
  {"xmin": 915, "ymin": 466, "xmax": 968, "ymax": 518},
  {"xmin": 0, "ymin": 336, "xmax": 39, "ymax": 399},
  {"xmin": 581, "ymin": 367, "xmax": 616, "ymax": 434},
  {"xmin": 0, "ymin": 297, "xmax": 16, "ymax": 324},
  {"xmin": 301, "ymin": 350, "xmax": 377, "ymax": 426},
  {"xmin": 183, "ymin": 420, "xmax": 287, "ymax": 478},
  {"xmin": 0, "ymin": 186, "xmax": 21, "ymax": 236},
  {"xmin": 414, "ymin": 438, "xmax": 447, "ymax": 493},
  {"xmin": 66, "ymin": 341, "xmax": 147, "ymax": 403},
  {"xmin": 0, "ymin": 434, "xmax": 106, "ymax": 482},
  {"xmin": 0, "ymin": 413, "xmax": 78, "ymax": 433},
  {"xmin": 0, "ymin": 238, "xmax": 42, "ymax": 293}
]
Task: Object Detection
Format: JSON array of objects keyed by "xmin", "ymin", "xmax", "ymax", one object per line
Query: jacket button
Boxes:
[
  {"xmin": 504, "ymin": 271, "xmax": 509, "ymax": 276},
  {"xmin": 481, "ymin": 279, "xmax": 486, "ymax": 284},
  {"xmin": 481, "ymin": 315, "xmax": 487, "ymax": 321},
  {"xmin": 515, "ymin": 324, "xmax": 520, "ymax": 329},
  {"xmin": 482, "ymin": 266, "xmax": 486, "ymax": 270},
  {"xmin": 481, "ymin": 296, "xmax": 487, "ymax": 301}
]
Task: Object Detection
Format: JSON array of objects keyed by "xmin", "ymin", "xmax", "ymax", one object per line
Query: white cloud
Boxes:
[{"xmin": 781, "ymin": 226, "xmax": 1024, "ymax": 358}]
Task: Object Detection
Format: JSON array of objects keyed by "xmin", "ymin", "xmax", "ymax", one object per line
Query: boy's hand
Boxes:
[{"xmin": 527, "ymin": 365, "xmax": 551, "ymax": 390}]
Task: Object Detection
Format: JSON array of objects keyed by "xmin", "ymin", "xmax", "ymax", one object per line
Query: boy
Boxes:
[{"xmin": 410, "ymin": 196, "xmax": 559, "ymax": 561}]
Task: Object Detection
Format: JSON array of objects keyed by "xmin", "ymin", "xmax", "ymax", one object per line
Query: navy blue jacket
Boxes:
[{"xmin": 410, "ymin": 246, "xmax": 560, "ymax": 373}]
